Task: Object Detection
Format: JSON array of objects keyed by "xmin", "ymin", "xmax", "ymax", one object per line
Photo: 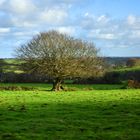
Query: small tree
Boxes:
[
  {"xmin": 16, "ymin": 31, "xmax": 103, "ymax": 91},
  {"xmin": 126, "ymin": 58, "xmax": 140, "ymax": 67}
]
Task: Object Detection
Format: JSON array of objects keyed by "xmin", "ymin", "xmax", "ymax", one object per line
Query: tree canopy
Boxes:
[{"xmin": 16, "ymin": 30, "xmax": 103, "ymax": 91}]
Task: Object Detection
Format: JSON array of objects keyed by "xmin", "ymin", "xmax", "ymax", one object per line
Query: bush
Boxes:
[
  {"xmin": 126, "ymin": 58, "xmax": 140, "ymax": 67},
  {"xmin": 0, "ymin": 86, "xmax": 36, "ymax": 91},
  {"xmin": 103, "ymin": 72, "xmax": 122, "ymax": 84},
  {"xmin": 0, "ymin": 72, "xmax": 51, "ymax": 83},
  {"xmin": 127, "ymin": 80, "xmax": 140, "ymax": 89}
]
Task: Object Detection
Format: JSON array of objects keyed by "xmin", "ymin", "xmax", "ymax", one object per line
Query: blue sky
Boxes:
[{"xmin": 0, "ymin": 0, "xmax": 140, "ymax": 58}]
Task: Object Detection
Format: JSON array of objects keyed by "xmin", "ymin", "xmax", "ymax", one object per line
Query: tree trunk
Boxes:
[{"xmin": 51, "ymin": 78, "xmax": 64, "ymax": 91}]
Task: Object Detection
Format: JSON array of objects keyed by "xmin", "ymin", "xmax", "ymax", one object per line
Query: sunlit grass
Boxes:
[
  {"xmin": 1, "ymin": 58, "xmax": 24, "ymax": 73},
  {"xmin": 0, "ymin": 88, "xmax": 140, "ymax": 140},
  {"xmin": 113, "ymin": 66, "xmax": 140, "ymax": 72}
]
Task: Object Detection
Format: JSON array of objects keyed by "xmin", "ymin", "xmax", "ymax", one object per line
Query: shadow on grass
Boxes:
[{"xmin": 0, "ymin": 98, "xmax": 140, "ymax": 140}]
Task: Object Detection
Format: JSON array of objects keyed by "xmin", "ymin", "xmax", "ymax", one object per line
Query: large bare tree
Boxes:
[{"xmin": 16, "ymin": 30, "xmax": 103, "ymax": 91}]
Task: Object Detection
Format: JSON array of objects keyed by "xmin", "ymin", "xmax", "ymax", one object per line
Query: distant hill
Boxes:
[
  {"xmin": 0, "ymin": 58, "xmax": 24, "ymax": 73},
  {"xmin": 0, "ymin": 57, "xmax": 140, "ymax": 83},
  {"xmin": 104, "ymin": 57, "xmax": 140, "ymax": 67},
  {"xmin": 0, "ymin": 57, "xmax": 140, "ymax": 74}
]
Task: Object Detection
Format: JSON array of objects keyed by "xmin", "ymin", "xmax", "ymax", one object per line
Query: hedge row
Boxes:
[{"xmin": 0, "ymin": 70, "xmax": 140, "ymax": 84}]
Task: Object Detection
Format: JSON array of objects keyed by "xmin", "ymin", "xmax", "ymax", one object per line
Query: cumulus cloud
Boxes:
[
  {"xmin": 97, "ymin": 15, "xmax": 110, "ymax": 24},
  {"xmin": 0, "ymin": 0, "xmax": 140, "ymax": 57},
  {"xmin": 81, "ymin": 13, "xmax": 111, "ymax": 30},
  {"xmin": 88, "ymin": 30, "xmax": 116, "ymax": 40},
  {"xmin": 79, "ymin": 12, "xmax": 140, "ymax": 53},
  {"xmin": 56, "ymin": 26, "xmax": 75, "ymax": 35},
  {"xmin": 1, "ymin": 0, "xmax": 36, "ymax": 14},
  {"xmin": 130, "ymin": 30, "xmax": 140, "ymax": 39},
  {"xmin": 0, "ymin": 0, "xmax": 71, "ymax": 28},
  {"xmin": 0, "ymin": 27, "xmax": 10, "ymax": 33},
  {"xmin": 40, "ymin": 7, "xmax": 68, "ymax": 25},
  {"xmin": 126, "ymin": 15, "xmax": 140, "ymax": 30},
  {"xmin": 127, "ymin": 15, "xmax": 136, "ymax": 25},
  {"xmin": 11, "ymin": 16, "xmax": 37, "ymax": 28}
]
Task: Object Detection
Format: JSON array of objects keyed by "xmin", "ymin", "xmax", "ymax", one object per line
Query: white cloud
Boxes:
[
  {"xmin": 127, "ymin": 15, "xmax": 136, "ymax": 25},
  {"xmin": 82, "ymin": 13, "xmax": 110, "ymax": 30},
  {"xmin": 97, "ymin": 15, "xmax": 110, "ymax": 24},
  {"xmin": 88, "ymin": 29, "xmax": 116, "ymax": 40},
  {"xmin": 0, "ymin": 27, "xmax": 10, "ymax": 33},
  {"xmin": 129, "ymin": 30, "xmax": 140, "ymax": 39},
  {"xmin": 56, "ymin": 26, "xmax": 75, "ymax": 35},
  {"xmin": 0, "ymin": 0, "xmax": 75, "ymax": 28},
  {"xmin": 11, "ymin": 17, "xmax": 37, "ymax": 28},
  {"xmin": 8, "ymin": 0, "xmax": 36, "ymax": 14},
  {"xmin": 0, "ymin": 0, "xmax": 37, "ymax": 28},
  {"xmin": 40, "ymin": 7, "xmax": 68, "ymax": 25},
  {"xmin": 126, "ymin": 15, "xmax": 140, "ymax": 30},
  {"xmin": 0, "ymin": 0, "xmax": 140, "ymax": 57},
  {"xmin": 80, "ymin": 13, "xmax": 140, "ymax": 50},
  {"xmin": 13, "ymin": 30, "xmax": 38, "ymax": 37},
  {"xmin": 100, "ymin": 34, "xmax": 116, "ymax": 40}
]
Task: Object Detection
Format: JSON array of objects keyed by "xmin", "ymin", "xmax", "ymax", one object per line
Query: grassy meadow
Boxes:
[
  {"xmin": 113, "ymin": 66, "xmax": 140, "ymax": 73},
  {"xmin": 0, "ymin": 83, "xmax": 140, "ymax": 140},
  {"xmin": 0, "ymin": 58, "xmax": 24, "ymax": 73},
  {"xmin": 0, "ymin": 58, "xmax": 140, "ymax": 139}
]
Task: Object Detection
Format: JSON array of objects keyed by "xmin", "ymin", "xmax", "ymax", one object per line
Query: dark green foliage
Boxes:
[
  {"xmin": 0, "ymin": 58, "xmax": 23, "ymax": 73},
  {"xmin": 103, "ymin": 72, "xmax": 122, "ymax": 84},
  {"xmin": 96, "ymin": 68, "xmax": 140, "ymax": 84},
  {"xmin": 0, "ymin": 73, "xmax": 51, "ymax": 83},
  {"xmin": 0, "ymin": 59, "xmax": 5, "ymax": 79},
  {"xmin": 1, "ymin": 58, "xmax": 140, "ymax": 84}
]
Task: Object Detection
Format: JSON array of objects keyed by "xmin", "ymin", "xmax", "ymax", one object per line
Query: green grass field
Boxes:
[
  {"xmin": 113, "ymin": 66, "xmax": 140, "ymax": 73},
  {"xmin": 0, "ymin": 58, "xmax": 24, "ymax": 73},
  {"xmin": 1, "ymin": 58, "xmax": 140, "ymax": 74},
  {"xmin": 0, "ymin": 58, "xmax": 140, "ymax": 139},
  {"xmin": 0, "ymin": 83, "xmax": 140, "ymax": 140}
]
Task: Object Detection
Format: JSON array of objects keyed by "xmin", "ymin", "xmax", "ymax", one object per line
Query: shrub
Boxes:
[
  {"xmin": 0, "ymin": 72, "xmax": 50, "ymax": 83},
  {"xmin": 127, "ymin": 80, "xmax": 140, "ymax": 89},
  {"xmin": 103, "ymin": 72, "xmax": 122, "ymax": 84},
  {"xmin": 126, "ymin": 58, "xmax": 140, "ymax": 67},
  {"xmin": 0, "ymin": 86, "xmax": 36, "ymax": 91}
]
